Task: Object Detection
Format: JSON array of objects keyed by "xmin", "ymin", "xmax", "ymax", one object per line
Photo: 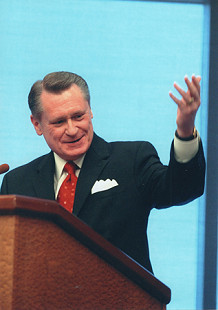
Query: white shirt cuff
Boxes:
[{"xmin": 174, "ymin": 132, "xmax": 200, "ymax": 163}]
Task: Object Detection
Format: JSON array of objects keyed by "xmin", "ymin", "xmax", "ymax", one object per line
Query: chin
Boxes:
[{"xmin": 64, "ymin": 148, "xmax": 87, "ymax": 161}]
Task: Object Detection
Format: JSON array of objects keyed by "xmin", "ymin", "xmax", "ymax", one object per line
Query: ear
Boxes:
[
  {"xmin": 90, "ymin": 109, "xmax": 93, "ymax": 119},
  {"xmin": 30, "ymin": 115, "xmax": 43, "ymax": 136}
]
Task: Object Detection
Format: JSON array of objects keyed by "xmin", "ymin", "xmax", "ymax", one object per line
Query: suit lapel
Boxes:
[
  {"xmin": 32, "ymin": 152, "xmax": 55, "ymax": 200},
  {"xmin": 30, "ymin": 135, "xmax": 110, "ymax": 210},
  {"xmin": 73, "ymin": 134, "xmax": 110, "ymax": 216}
]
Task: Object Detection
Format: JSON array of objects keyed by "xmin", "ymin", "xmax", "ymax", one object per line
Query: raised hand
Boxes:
[{"xmin": 169, "ymin": 75, "xmax": 201, "ymax": 137}]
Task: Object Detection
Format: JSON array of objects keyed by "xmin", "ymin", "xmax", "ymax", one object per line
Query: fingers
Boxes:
[
  {"xmin": 184, "ymin": 75, "xmax": 201, "ymax": 100},
  {"xmin": 192, "ymin": 75, "xmax": 201, "ymax": 95},
  {"xmin": 169, "ymin": 75, "xmax": 201, "ymax": 107},
  {"xmin": 173, "ymin": 82, "xmax": 190, "ymax": 104},
  {"xmin": 169, "ymin": 86, "xmax": 186, "ymax": 108},
  {"xmin": 169, "ymin": 91, "xmax": 181, "ymax": 106}
]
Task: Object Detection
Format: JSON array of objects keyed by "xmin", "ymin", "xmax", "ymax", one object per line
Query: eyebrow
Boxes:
[{"xmin": 50, "ymin": 109, "xmax": 87, "ymax": 123}]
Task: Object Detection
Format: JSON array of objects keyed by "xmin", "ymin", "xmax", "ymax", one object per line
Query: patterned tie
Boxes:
[{"xmin": 57, "ymin": 162, "xmax": 78, "ymax": 213}]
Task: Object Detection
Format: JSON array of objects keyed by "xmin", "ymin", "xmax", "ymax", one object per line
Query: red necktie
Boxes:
[{"xmin": 57, "ymin": 162, "xmax": 78, "ymax": 213}]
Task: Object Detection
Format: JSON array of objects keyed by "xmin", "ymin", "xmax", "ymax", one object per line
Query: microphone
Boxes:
[{"xmin": 0, "ymin": 164, "xmax": 9, "ymax": 174}]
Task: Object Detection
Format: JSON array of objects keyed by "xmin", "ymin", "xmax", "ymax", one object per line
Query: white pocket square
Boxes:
[{"xmin": 91, "ymin": 179, "xmax": 119, "ymax": 194}]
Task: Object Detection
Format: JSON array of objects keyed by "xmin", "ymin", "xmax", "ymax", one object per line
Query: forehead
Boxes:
[
  {"xmin": 40, "ymin": 84, "xmax": 89, "ymax": 118},
  {"xmin": 41, "ymin": 84, "xmax": 87, "ymax": 110}
]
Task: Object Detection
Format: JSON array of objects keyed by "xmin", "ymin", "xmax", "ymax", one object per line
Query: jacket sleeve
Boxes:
[{"xmin": 135, "ymin": 139, "xmax": 206, "ymax": 209}]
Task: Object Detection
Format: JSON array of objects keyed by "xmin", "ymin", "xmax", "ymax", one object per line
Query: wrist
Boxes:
[{"xmin": 175, "ymin": 126, "xmax": 197, "ymax": 141}]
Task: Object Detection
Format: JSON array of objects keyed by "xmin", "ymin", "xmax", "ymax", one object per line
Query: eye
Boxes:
[
  {"xmin": 52, "ymin": 119, "xmax": 64, "ymax": 126},
  {"xmin": 74, "ymin": 113, "xmax": 84, "ymax": 120}
]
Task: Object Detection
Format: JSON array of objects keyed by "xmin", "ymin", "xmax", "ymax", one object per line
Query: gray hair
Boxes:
[{"xmin": 28, "ymin": 71, "xmax": 90, "ymax": 119}]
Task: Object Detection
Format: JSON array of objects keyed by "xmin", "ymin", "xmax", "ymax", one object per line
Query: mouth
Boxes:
[{"xmin": 65, "ymin": 136, "xmax": 83, "ymax": 144}]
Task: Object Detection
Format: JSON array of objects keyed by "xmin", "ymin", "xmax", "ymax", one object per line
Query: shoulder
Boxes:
[
  {"xmin": 92, "ymin": 133, "xmax": 158, "ymax": 160},
  {"xmin": 111, "ymin": 140, "xmax": 157, "ymax": 153},
  {"xmin": 4, "ymin": 152, "xmax": 53, "ymax": 179},
  {"xmin": 94, "ymin": 132, "xmax": 156, "ymax": 150}
]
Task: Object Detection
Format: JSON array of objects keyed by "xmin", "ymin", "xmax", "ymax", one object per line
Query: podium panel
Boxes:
[{"xmin": 0, "ymin": 195, "xmax": 171, "ymax": 310}]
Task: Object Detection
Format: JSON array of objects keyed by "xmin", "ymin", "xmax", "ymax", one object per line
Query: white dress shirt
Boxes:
[{"xmin": 174, "ymin": 131, "xmax": 200, "ymax": 163}]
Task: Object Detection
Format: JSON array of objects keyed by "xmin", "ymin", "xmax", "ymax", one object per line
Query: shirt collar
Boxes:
[{"xmin": 53, "ymin": 152, "xmax": 85, "ymax": 180}]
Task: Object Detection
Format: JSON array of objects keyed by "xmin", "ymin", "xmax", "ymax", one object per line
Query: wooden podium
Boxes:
[{"xmin": 0, "ymin": 195, "xmax": 171, "ymax": 310}]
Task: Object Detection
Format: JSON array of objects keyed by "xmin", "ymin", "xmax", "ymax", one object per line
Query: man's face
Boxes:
[{"xmin": 31, "ymin": 84, "xmax": 94, "ymax": 161}]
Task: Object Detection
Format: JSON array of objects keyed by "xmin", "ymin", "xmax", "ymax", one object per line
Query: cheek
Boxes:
[
  {"xmin": 88, "ymin": 118, "xmax": 93, "ymax": 131},
  {"xmin": 87, "ymin": 121, "xmax": 94, "ymax": 141},
  {"xmin": 45, "ymin": 127, "xmax": 63, "ymax": 141},
  {"xmin": 79, "ymin": 118, "xmax": 93, "ymax": 134}
]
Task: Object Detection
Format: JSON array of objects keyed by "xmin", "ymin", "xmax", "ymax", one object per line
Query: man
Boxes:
[{"xmin": 1, "ymin": 71, "xmax": 205, "ymax": 273}]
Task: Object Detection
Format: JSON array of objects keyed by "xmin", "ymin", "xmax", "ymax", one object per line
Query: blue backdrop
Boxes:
[{"xmin": 0, "ymin": 1, "xmax": 206, "ymax": 309}]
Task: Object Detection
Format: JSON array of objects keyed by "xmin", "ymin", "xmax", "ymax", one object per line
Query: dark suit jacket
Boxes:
[{"xmin": 0, "ymin": 133, "xmax": 205, "ymax": 272}]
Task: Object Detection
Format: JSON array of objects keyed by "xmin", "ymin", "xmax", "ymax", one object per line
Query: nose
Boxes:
[{"xmin": 65, "ymin": 119, "xmax": 78, "ymax": 136}]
